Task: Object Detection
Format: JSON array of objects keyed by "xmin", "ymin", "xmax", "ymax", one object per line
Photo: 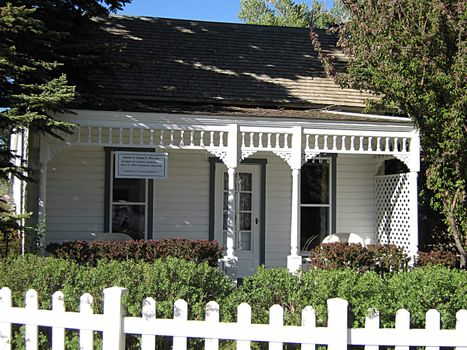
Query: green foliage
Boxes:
[
  {"xmin": 238, "ymin": 0, "xmax": 346, "ymax": 29},
  {"xmin": 0, "ymin": 179, "xmax": 24, "ymax": 258},
  {"xmin": 327, "ymin": 0, "xmax": 467, "ymax": 265},
  {"xmin": 46, "ymin": 238, "xmax": 224, "ymax": 267},
  {"xmin": 0, "ymin": 255, "xmax": 235, "ymax": 349},
  {"xmin": 0, "ymin": 257, "xmax": 466, "ymax": 348},
  {"xmin": 224, "ymin": 266, "xmax": 467, "ymax": 330},
  {"xmin": 1, "ymin": 0, "xmax": 131, "ymax": 250},
  {"xmin": 308, "ymin": 242, "xmax": 410, "ymax": 274}
]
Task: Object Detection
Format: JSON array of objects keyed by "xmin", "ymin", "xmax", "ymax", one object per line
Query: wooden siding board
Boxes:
[
  {"xmin": 153, "ymin": 151, "xmax": 210, "ymax": 240},
  {"xmin": 336, "ymin": 155, "xmax": 376, "ymax": 243},
  {"xmin": 46, "ymin": 147, "xmax": 105, "ymax": 244}
]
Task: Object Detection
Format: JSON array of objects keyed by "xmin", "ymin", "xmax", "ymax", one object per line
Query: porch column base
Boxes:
[
  {"xmin": 287, "ymin": 254, "xmax": 302, "ymax": 273},
  {"xmin": 220, "ymin": 255, "xmax": 238, "ymax": 280}
]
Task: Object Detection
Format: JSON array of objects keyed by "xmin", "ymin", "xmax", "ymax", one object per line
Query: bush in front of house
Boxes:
[
  {"xmin": 0, "ymin": 254, "xmax": 235, "ymax": 349},
  {"xmin": 415, "ymin": 250, "xmax": 458, "ymax": 269},
  {"xmin": 222, "ymin": 265, "xmax": 467, "ymax": 334},
  {"xmin": 46, "ymin": 238, "xmax": 223, "ymax": 267},
  {"xmin": 307, "ymin": 242, "xmax": 410, "ymax": 274}
]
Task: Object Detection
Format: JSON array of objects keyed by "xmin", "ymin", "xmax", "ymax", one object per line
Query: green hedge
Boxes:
[
  {"xmin": 223, "ymin": 266, "xmax": 467, "ymax": 330},
  {"xmin": 0, "ymin": 255, "xmax": 234, "ymax": 349},
  {"xmin": 46, "ymin": 238, "xmax": 223, "ymax": 267},
  {"xmin": 1, "ymin": 256, "xmax": 466, "ymax": 349}
]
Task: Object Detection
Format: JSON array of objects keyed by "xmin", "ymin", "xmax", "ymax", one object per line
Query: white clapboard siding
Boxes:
[
  {"xmin": 153, "ymin": 150, "xmax": 210, "ymax": 240},
  {"xmin": 46, "ymin": 147, "xmax": 105, "ymax": 243},
  {"xmin": 1, "ymin": 287, "xmax": 466, "ymax": 350},
  {"xmin": 262, "ymin": 153, "xmax": 292, "ymax": 268},
  {"xmin": 336, "ymin": 155, "xmax": 376, "ymax": 242}
]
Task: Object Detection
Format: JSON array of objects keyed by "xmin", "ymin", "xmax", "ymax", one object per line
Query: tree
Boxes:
[
  {"xmin": 317, "ymin": 0, "xmax": 466, "ymax": 266},
  {"xmin": 239, "ymin": 0, "xmax": 346, "ymax": 29},
  {"xmin": 0, "ymin": 0, "xmax": 131, "ymax": 251}
]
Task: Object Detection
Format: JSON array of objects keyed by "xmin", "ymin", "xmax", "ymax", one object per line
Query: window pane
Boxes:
[
  {"xmin": 223, "ymin": 172, "xmax": 228, "ymax": 190},
  {"xmin": 239, "ymin": 193, "xmax": 252, "ymax": 211},
  {"xmin": 113, "ymin": 178, "xmax": 145, "ymax": 202},
  {"xmin": 223, "ymin": 192, "xmax": 228, "ymax": 210},
  {"xmin": 223, "ymin": 212, "xmax": 228, "ymax": 231},
  {"xmin": 300, "ymin": 207, "xmax": 328, "ymax": 251},
  {"xmin": 238, "ymin": 173, "xmax": 252, "ymax": 191},
  {"xmin": 239, "ymin": 231, "xmax": 251, "ymax": 251},
  {"xmin": 239, "ymin": 213, "xmax": 251, "ymax": 230},
  {"xmin": 301, "ymin": 161, "xmax": 329, "ymax": 204},
  {"xmin": 112, "ymin": 205, "xmax": 145, "ymax": 240}
]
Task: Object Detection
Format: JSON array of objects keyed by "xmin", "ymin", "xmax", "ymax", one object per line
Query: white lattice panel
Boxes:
[{"xmin": 375, "ymin": 174, "xmax": 413, "ymax": 251}]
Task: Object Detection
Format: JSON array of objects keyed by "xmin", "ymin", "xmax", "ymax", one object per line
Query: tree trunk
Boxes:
[{"xmin": 444, "ymin": 191, "xmax": 467, "ymax": 269}]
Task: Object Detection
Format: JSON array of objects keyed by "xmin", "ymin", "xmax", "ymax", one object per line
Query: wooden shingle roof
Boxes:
[{"xmin": 87, "ymin": 15, "xmax": 377, "ymax": 112}]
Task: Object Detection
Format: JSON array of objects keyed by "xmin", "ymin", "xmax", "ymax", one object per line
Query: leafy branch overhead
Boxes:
[
  {"xmin": 317, "ymin": 0, "xmax": 466, "ymax": 266},
  {"xmin": 239, "ymin": 0, "xmax": 347, "ymax": 29}
]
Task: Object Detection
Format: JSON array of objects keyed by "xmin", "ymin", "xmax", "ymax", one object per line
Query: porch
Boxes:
[{"xmin": 33, "ymin": 109, "xmax": 420, "ymax": 277}]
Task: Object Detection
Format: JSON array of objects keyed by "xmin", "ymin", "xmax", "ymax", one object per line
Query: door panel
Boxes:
[{"xmin": 215, "ymin": 164, "xmax": 260, "ymax": 277}]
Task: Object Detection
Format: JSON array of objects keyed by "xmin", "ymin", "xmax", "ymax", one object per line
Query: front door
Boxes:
[{"xmin": 215, "ymin": 164, "xmax": 261, "ymax": 277}]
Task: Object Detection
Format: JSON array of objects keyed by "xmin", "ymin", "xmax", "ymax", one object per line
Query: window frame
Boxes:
[
  {"xmin": 300, "ymin": 155, "xmax": 336, "ymax": 253},
  {"xmin": 104, "ymin": 147, "xmax": 154, "ymax": 239}
]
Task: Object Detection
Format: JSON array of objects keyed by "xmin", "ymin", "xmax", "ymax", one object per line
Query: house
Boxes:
[{"xmin": 11, "ymin": 16, "xmax": 420, "ymax": 278}]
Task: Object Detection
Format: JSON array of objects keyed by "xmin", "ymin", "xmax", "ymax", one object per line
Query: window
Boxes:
[
  {"xmin": 222, "ymin": 171, "xmax": 254, "ymax": 251},
  {"xmin": 105, "ymin": 148, "xmax": 154, "ymax": 240},
  {"xmin": 300, "ymin": 158, "xmax": 331, "ymax": 251}
]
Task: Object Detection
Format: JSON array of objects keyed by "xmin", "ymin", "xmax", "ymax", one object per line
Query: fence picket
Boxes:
[
  {"xmin": 301, "ymin": 306, "xmax": 316, "ymax": 350},
  {"xmin": 327, "ymin": 298, "xmax": 348, "ymax": 350},
  {"xmin": 426, "ymin": 309, "xmax": 440, "ymax": 350},
  {"xmin": 237, "ymin": 303, "xmax": 251, "ymax": 350},
  {"xmin": 25, "ymin": 290, "xmax": 38, "ymax": 350},
  {"xmin": 455, "ymin": 310, "xmax": 467, "ymax": 350},
  {"xmin": 141, "ymin": 297, "xmax": 156, "ymax": 350},
  {"xmin": 0, "ymin": 287, "xmax": 12, "ymax": 350},
  {"xmin": 173, "ymin": 299, "xmax": 188, "ymax": 350},
  {"xmin": 79, "ymin": 293, "xmax": 94, "ymax": 350},
  {"xmin": 364, "ymin": 309, "xmax": 379, "ymax": 350},
  {"xmin": 269, "ymin": 305, "xmax": 283, "ymax": 350},
  {"xmin": 395, "ymin": 309, "xmax": 410, "ymax": 350},
  {"xmin": 205, "ymin": 301, "xmax": 219, "ymax": 350},
  {"xmin": 1, "ymin": 287, "xmax": 467, "ymax": 349},
  {"xmin": 52, "ymin": 292, "xmax": 65, "ymax": 350},
  {"xmin": 103, "ymin": 287, "xmax": 126, "ymax": 350}
]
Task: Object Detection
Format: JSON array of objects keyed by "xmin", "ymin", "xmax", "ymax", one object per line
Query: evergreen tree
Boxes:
[{"xmin": 0, "ymin": 0, "xmax": 131, "ymax": 251}]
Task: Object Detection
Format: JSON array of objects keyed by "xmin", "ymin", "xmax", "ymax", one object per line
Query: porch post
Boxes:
[
  {"xmin": 222, "ymin": 124, "xmax": 239, "ymax": 279},
  {"xmin": 408, "ymin": 130, "xmax": 420, "ymax": 260},
  {"xmin": 407, "ymin": 171, "xmax": 419, "ymax": 259},
  {"xmin": 10, "ymin": 129, "xmax": 28, "ymax": 254},
  {"xmin": 226, "ymin": 167, "xmax": 236, "ymax": 260},
  {"xmin": 287, "ymin": 126, "xmax": 303, "ymax": 273}
]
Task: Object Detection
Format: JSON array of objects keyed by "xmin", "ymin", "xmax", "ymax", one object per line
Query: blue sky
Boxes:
[
  {"xmin": 119, "ymin": 0, "xmax": 334, "ymax": 23},
  {"xmin": 119, "ymin": 0, "xmax": 242, "ymax": 23}
]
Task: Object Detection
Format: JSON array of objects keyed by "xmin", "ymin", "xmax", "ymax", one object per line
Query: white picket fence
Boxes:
[{"xmin": 1, "ymin": 286, "xmax": 466, "ymax": 350}]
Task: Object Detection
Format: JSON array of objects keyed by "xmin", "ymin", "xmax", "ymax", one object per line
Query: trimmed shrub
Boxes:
[
  {"xmin": 46, "ymin": 238, "xmax": 223, "ymax": 267},
  {"xmin": 308, "ymin": 242, "xmax": 410, "ymax": 274},
  {"xmin": 0, "ymin": 255, "xmax": 235, "ymax": 349},
  {"xmin": 415, "ymin": 250, "xmax": 458, "ymax": 268},
  {"xmin": 224, "ymin": 266, "xmax": 467, "ymax": 327},
  {"xmin": 222, "ymin": 266, "xmax": 467, "ymax": 349}
]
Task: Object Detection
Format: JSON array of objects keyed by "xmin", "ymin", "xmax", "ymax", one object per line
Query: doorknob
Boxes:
[{"xmin": 255, "ymin": 218, "xmax": 259, "ymax": 224}]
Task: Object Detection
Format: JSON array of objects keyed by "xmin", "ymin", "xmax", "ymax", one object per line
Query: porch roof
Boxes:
[
  {"xmin": 84, "ymin": 100, "xmax": 412, "ymax": 124},
  {"xmin": 83, "ymin": 15, "xmax": 378, "ymax": 113}
]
